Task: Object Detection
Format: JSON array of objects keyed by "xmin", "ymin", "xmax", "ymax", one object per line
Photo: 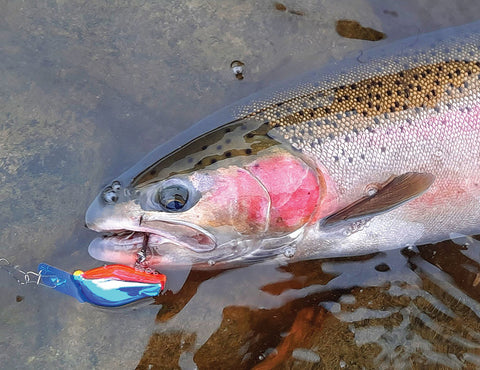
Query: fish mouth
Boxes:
[{"xmin": 87, "ymin": 221, "xmax": 217, "ymax": 266}]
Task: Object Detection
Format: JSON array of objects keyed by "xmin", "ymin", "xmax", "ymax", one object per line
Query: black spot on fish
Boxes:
[
  {"xmin": 225, "ymin": 151, "xmax": 232, "ymax": 158},
  {"xmin": 375, "ymin": 263, "xmax": 390, "ymax": 272},
  {"xmin": 201, "ymin": 145, "xmax": 208, "ymax": 150},
  {"xmin": 245, "ymin": 148, "xmax": 252, "ymax": 155},
  {"xmin": 150, "ymin": 169, "xmax": 157, "ymax": 175},
  {"xmin": 210, "ymin": 158, "xmax": 217, "ymax": 165}
]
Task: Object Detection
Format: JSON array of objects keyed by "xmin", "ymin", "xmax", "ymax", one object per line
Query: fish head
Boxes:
[{"xmin": 86, "ymin": 118, "xmax": 330, "ymax": 269}]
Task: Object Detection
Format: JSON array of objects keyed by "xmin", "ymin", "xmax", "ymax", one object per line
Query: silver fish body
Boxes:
[{"xmin": 86, "ymin": 21, "xmax": 480, "ymax": 268}]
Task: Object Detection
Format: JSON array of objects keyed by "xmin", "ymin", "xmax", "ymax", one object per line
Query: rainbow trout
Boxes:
[{"xmin": 86, "ymin": 21, "xmax": 480, "ymax": 269}]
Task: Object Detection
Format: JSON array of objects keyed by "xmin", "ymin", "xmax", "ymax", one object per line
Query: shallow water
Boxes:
[{"xmin": 1, "ymin": 0, "xmax": 480, "ymax": 368}]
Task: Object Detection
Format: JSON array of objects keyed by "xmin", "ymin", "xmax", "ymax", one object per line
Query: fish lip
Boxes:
[
  {"xmin": 90, "ymin": 218, "xmax": 217, "ymax": 254},
  {"xmin": 138, "ymin": 218, "xmax": 217, "ymax": 252}
]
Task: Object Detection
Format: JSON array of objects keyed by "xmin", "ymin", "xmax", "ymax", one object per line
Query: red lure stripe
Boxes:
[{"xmin": 81, "ymin": 264, "xmax": 166, "ymax": 285}]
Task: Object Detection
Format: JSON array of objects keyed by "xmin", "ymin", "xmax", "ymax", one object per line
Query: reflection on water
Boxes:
[
  {"xmin": 137, "ymin": 238, "xmax": 480, "ymax": 369},
  {"xmin": 2, "ymin": 0, "xmax": 480, "ymax": 368}
]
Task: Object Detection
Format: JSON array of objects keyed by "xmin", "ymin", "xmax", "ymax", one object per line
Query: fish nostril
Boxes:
[
  {"xmin": 111, "ymin": 181, "xmax": 121, "ymax": 192},
  {"xmin": 102, "ymin": 186, "xmax": 119, "ymax": 204}
]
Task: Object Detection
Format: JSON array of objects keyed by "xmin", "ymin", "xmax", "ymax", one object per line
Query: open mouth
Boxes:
[{"xmin": 88, "ymin": 222, "xmax": 217, "ymax": 266}]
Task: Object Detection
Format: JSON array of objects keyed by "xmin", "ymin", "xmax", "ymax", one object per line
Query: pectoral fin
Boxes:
[{"xmin": 323, "ymin": 172, "xmax": 434, "ymax": 225}]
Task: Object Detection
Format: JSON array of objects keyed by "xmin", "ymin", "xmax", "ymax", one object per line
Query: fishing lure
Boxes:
[{"xmin": 38, "ymin": 263, "xmax": 166, "ymax": 307}]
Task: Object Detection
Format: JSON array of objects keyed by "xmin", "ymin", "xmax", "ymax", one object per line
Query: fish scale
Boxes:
[{"xmin": 86, "ymin": 21, "xmax": 480, "ymax": 268}]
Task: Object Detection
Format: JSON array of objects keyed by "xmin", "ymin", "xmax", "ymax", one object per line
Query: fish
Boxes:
[{"xmin": 86, "ymin": 21, "xmax": 480, "ymax": 269}]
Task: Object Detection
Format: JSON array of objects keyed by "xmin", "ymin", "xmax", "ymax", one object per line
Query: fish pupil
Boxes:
[{"xmin": 157, "ymin": 185, "xmax": 189, "ymax": 212}]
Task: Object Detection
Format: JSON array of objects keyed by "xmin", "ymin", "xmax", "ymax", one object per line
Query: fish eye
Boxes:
[
  {"xmin": 141, "ymin": 178, "xmax": 199, "ymax": 213},
  {"xmin": 156, "ymin": 184, "xmax": 189, "ymax": 211}
]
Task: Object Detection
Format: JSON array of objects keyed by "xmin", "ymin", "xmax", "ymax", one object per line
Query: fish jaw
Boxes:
[{"xmin": 85, "ymin": 195, "xmax": 220, "ymax": 267}]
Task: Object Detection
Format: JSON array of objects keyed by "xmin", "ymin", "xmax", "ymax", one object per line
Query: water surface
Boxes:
[{"xmin": 1, "ymin": 0, "xmax": 480, "ymax": 368}]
